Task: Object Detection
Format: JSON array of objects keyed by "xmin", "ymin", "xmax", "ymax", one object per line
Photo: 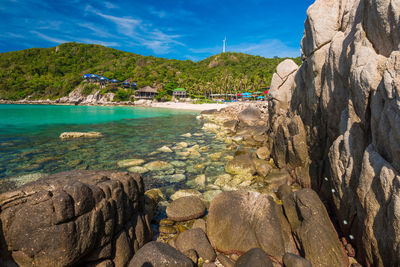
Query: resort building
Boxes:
[
  {"xmin": 135, "ymin": 86, "xmax": 158, "ymax": 99},
  {"xmin": 172, "ymin": 88, "xmax": 187, "ymax": 98}
]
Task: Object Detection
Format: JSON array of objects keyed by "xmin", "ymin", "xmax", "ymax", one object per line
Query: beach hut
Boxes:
[
  {"xmin": 135, "ymin": 86, "xmax": 158, "ymax": 99},
  {"xmin": 172, "ymin": 88, "xmax": 187, "ymax": 98},
  {"xmin": 131, "ymin": 82, "xmax": 137, "ymax": 90},
  {"xmin": 122, "ymin": 81, "xmax": 131, "ymax": 88}
]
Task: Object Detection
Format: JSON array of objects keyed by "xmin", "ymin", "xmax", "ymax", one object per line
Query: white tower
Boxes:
[{"xmin": 223, "ymin": 37, "xmax": 226, "ymax": 53}]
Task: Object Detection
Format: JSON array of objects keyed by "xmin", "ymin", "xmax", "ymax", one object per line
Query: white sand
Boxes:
[{"xmin": 150, "ymin": 102, "xmax": 230, "ymax": 111}]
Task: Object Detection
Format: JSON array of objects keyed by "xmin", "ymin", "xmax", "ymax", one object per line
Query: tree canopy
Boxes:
[{"xmin": 0, "ymin": 42, "xmax": 301, "ymax": 100}]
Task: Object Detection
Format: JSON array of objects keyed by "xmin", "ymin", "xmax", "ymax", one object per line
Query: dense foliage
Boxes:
[{"xmin": 0, "ymin": 42, "xmax": 301, "ymax": 100}]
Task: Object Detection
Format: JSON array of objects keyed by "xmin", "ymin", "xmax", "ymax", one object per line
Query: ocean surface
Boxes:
[{"xmin": 0, "ymin": 104, "xmax": 232, "ymax": 194}]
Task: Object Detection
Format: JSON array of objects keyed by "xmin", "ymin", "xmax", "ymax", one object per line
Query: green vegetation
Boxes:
[
  {"xmin": 114, "ymin": 89, "xmax": 131, "ymax": 102},
  {"xmin": 0, "ymin": 42, "xmax": 301, "ymax": 100}
]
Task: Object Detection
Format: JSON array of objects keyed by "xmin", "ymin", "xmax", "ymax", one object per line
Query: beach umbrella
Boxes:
[
  {"xmin": 254, "ymin": 91, "xmax": 263, "ymax": 94},
  {"xmin": 257, "ymin": 96, "xmax": 265, "ymax": 99},
  {"xmin": 237, "ymin": 93, "xmax": 242, "ymax": 96},
  {"xmin": 242, "ymin": 95, "xmax": 252, "ymax": 98},
  {"xmin": 264, "ymin": 90, "xmax": 269, "ymax": 94},
  {"xmin": 241, "ymin": 92, "xmax": 252, "ymax": 96}
]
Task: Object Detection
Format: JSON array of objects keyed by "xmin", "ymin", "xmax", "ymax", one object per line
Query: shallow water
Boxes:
[{"xmin": 0, "ymin": 104, "xmax": 233, "ymax": 194}]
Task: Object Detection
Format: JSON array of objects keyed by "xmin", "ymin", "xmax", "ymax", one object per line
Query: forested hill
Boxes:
[{"xmin": 0, "ymin": 42, "xmax": 301, "ymax": 100}]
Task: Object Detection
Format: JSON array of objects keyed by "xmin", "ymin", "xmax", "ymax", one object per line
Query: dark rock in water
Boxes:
[
  {"xmin": 166, "ymin": 196, "xmax": 206, "ymax": 221},
  {"xmin": 234, "ymin": 248, "xmax": 273, "ymax": 267},
  {"xmin": 238, "ymin": 107, "xmax": 261, "ymax": 126},
  {"xmin": 283, "ymin": 253, "xmax": 312, "ymax": 267},
  {"xmin": 207, "ymin": 190, "xmax": 297, "ymax": 262},
  {"xmin": 175, "ymin": 228, "xmax": 216, "ymax": 261},
  {"xmin": 281, "ymin": 188, "xmax": 348, "ymax": 267},
  {"xmin": 128, "ymin": 241, "xmax": 194, "ymax": 267},
  {"xmin": 0, "ymin": 170, "xmax": 152, "ymax": 267},
  {"xmin": 201, "ymin": 109, "xmax": 219, "ymax": 115}
]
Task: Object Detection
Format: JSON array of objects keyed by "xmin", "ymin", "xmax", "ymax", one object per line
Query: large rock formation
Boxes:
[
  {"xmin": 0, "ymin": 170, "xmax": 152, "ymax": 267},
  {"xmin": 268, "ymin": 0, "xmax": 400, "ymax": 266}
]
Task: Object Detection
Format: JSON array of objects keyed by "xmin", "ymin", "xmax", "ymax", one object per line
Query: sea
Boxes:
[{"xmin": 0, "ymin": 104, "xmax": 232, "ymax": 194}]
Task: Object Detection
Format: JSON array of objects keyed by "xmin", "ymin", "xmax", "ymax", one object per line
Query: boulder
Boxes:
[
  {"xmin": 281, "ymin": 189, "xmax": 348, "ymax": 267},
  {"xmin": 234, "ymin": 248, "xmax": 273, "ymax": 267},
  {"xmin": 223, "ymin": 119, "xmax": 239, "ymax": 132},
  {"xmin": 166, "ymin": 196, "xmax": 206, "ymax": 221},
  {"xmin": 256, "ymin": 146, "xmax": 270, "ymax": 160},
  {"xmin": 225, "ymin": 153, "xmax": 256, "ymax": 176},
  {"xmin": 283, "ymin": 253, "xmax": 312, "ymax": 267},
  {"xmin": 253, "ymin": 159, "xmax": 272, "ymax": 177},
  {"xmin": 0, "ymin": 170, "xmax": 152, "ymax": 267},
  {"xmin": 237, "ymin": 107, "xmax": 261, "ymax": 126},
  {"xmin": 207, "ymin": 191, "xmax": 295, "ymax": 262},
  {"xmin": 158, "ymin": 146, "xmax": 173, "ymax": 153},
  {"xmin": 175, "ymin": 228, "xmax": 216, "ymax": 261},
  {"xmin": 128, "ymin": 241, "xmax": 194, "ymax": 267}
]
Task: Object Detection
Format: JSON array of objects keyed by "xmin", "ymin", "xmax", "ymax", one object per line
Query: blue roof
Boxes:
[
  {"xmin": 99, "ymin": 77, "xmax": 109, "ymax": 80},
  {"xmin": 111, "ymin": 79, "xmax": 119, "ymax": 82},
  {"xmin": 122, "ymin": 81, "xmax": 130, "ymax": 84},
  {"xmin": 83, "ymin": 74, "xmax": 91, "ymax": 78}
]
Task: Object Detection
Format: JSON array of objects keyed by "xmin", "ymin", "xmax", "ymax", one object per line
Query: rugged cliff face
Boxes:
[{"xmin": 268, "ymin": 0, "xmax": 400, "ymax": 266}]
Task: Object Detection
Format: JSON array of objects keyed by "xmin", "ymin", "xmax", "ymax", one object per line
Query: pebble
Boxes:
[{"xmin": 159, "ymin": 226, "xmax": 177, "ymax": 234}]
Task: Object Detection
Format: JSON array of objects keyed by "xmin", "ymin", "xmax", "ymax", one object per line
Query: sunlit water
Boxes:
[{"xmin": 0, "ymin": 104, "xmax": 232, "ymax": 194}]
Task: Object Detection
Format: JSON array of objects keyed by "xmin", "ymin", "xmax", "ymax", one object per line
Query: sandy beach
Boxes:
[{"xmin": 150, "ymin": 102, "xmax": 230, "ymax": 111}]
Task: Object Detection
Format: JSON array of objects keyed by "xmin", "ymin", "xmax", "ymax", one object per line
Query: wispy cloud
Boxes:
[
  {"xmin": 94, "ymin": 11, "xmax": 142, "ymax": 37},
  {"xmin": 78, "ymin": 23, "xmax": 116, "ymax": 38},
  {"xmin": 148, "ymin": 7, "xmax": 167, "ymax": 18},
  {"xmin": 104, "ymin": 1, "xmax": 117, "ymax": 9},
  {"xmin": 89, "ymin": 8, "xmax": 184, "ymax": 54},
  {"xmin": 30, "ymin": 31, "xmax": 69, "ymax": 44}
]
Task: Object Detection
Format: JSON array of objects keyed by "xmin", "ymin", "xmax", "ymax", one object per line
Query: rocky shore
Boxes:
[{"xmin": 0, "ymin": 0, "xmax": 398, "ymax": 266}]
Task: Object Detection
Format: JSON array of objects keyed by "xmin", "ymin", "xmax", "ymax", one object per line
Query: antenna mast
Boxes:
[{"xmin": 223, "ymin": 37, "xmax": 226, "ymax": 53}]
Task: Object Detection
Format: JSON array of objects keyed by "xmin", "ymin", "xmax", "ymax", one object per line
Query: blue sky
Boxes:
[{"xmin": 0, "ymin": 0, "xmax": 314, "ymax": 61}]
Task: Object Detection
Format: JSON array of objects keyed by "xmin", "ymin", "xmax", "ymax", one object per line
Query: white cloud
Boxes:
[
  {"xmin": 77, "ymin": 38, "xmax": 119, "ymax": 47},
  {"xmin": 78, "ymin": 23, "xmax": 116, "ymax": 38},
  {"xmin": 94, "ymin": 11, "xmax": 142, "ymax": 37},
  {"xmin": 90, "ymin": 9, "xmax": 184, "ymax": 54},
  {"xmin": 104, "ymin": 1, "xmax": 117, "ymax": 9},
  {"xmin": 30, "ymin": 31, "xmax": 69, "ymax": 44}
]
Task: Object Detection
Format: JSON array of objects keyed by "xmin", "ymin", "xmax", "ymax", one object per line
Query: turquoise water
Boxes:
[{"xmin": 0, "ymin": 104, "xmax": 232, "ymax": 193}]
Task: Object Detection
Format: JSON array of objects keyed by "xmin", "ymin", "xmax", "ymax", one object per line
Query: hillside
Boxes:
[{"xmin": 0, "ymin": 42, "xmax": 301, "ymax": 100}]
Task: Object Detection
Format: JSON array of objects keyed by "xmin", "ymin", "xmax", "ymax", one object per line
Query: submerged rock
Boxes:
[
  {"xmin": 144, "ymin": 161, "xmax": 173, "ymax": 171},
  {"xmin": 158, "ymin": 146, "xmax": 173, "ymax": 153},
  {"xmin": 170, "ymin": 189, "xmax": 203, "ymax": 201},
  {"xmin": 60, "ymin": 132, "xmax": 102, "ymax": 139},
  {"xmin": 127, "ymin": 166, "xmax": 149, "ymax": 174},
  {"xmin": 117, "ymin": 158, "xmax": 145, "ymax": 167}
]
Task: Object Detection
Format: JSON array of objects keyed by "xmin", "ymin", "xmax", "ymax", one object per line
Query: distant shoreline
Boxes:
[{"xmin": 0, "ymin": 99, "xmax": 230, "ymax": 111}]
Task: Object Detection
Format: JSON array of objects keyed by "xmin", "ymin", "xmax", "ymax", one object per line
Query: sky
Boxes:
[{"xmin": 0, "ymin": 0, "xmax": 315, "ymax": 61}]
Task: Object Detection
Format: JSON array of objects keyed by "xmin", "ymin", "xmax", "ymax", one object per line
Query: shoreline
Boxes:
[{"xmin": 0, "ymin": 99, "xmax": 230, "ymax": 111}]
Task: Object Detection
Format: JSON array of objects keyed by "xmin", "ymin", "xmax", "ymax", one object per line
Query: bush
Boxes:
[
  {"xmin": 114, "ymin": 89, "xmax": 131, "ymax": 101},
  {"xmin": 82, "ymin": 83, "xmax": 97, "ymax": 95}
]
